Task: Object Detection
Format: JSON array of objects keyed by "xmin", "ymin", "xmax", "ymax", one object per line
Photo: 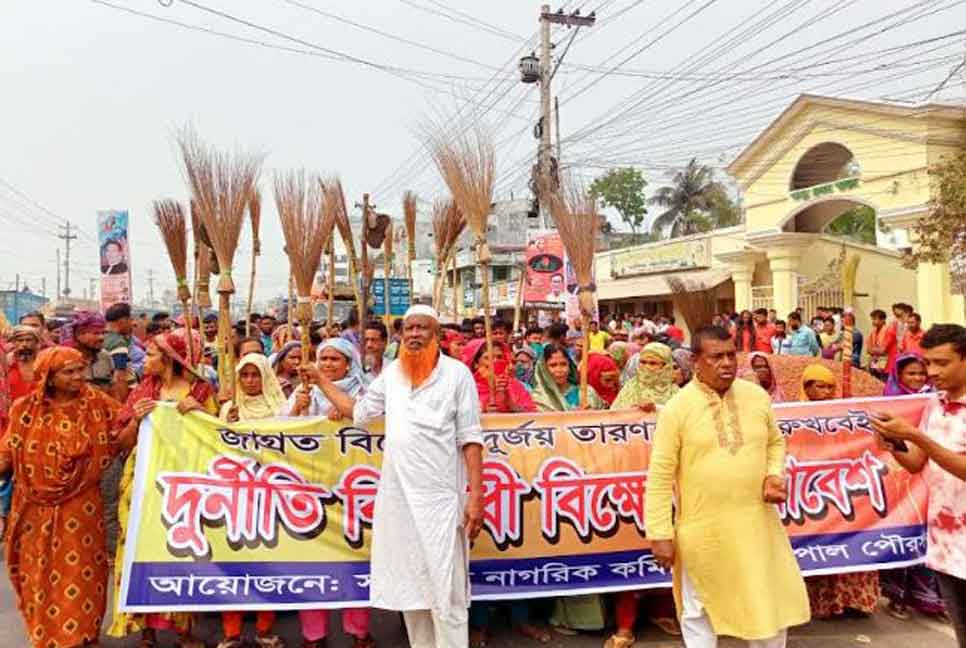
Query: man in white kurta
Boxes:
[{"xmin": 353, "ymin": 305, "xmax": 484, "ymax": 648}]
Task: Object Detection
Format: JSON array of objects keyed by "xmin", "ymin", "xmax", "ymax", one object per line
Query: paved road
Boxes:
[{"xmin": 0, "ymin": 569, "xmax": 958, "ymax": 648}]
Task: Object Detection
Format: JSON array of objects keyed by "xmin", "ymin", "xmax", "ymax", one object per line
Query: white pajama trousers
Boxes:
[
  {"xmin": 681, "ymin": 566, "xmax": 787, "ymax": 648},
  {"xmin": 402, "ymin": 610, "xmax": 467, "ymax": 648}
]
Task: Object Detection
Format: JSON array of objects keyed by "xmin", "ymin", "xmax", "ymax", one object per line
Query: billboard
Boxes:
[{"xmin": 98, "ymin": 209, "xmax": 133, "ymax": 309}]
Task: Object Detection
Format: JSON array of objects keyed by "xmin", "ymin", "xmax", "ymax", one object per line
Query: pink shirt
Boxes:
[{"xmin": 920, "ymin": 393, "xmax": 966, "ymax": 579}]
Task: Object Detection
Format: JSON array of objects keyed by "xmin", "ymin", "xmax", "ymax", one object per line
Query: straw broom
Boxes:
[
  {"xmin": 403, "ymin": 191, "xmax": 418, "ymax": 306},
  {"xmin": 153, "ymin": 199, "xmax": 197, "ymax": 370},
  {"xmin": 178, "ymin": 128, "xmax": 262, "ymax": 400},
  {"xmin": 323, "ymin": 178, "xmax": 363, "ymax": 331},
  {"xmin": 431, "ymin": 199, "xmax": 465, "ymax": 312},
  {"xmin": 245, "ymin": 190, "xmax": 262, "ymax": 337},
  {"xmin": 544, "ymin": 177, "xmax": 599, "ymax": 408},
  {"xmin": 275, "ymin": 170, "xmax": 333, "ymax": 366},
  {"xmin": 427, "ymin": 126, "xmax": 496, "ymax": 399}
]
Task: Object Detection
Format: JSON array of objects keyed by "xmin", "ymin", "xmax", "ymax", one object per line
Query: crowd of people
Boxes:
[{"xmin": 0, "ymin": 298, "xmax": 963, "ymax": 648}]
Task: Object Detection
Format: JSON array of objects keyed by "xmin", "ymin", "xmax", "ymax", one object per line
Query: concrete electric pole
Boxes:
[
  {"xmin": 536, "ymin": 5, "xmax": 595, "ymax": 226},
  {"xmin": 57, "ymin": 221, "xmax": 77, "ymax": 298}
]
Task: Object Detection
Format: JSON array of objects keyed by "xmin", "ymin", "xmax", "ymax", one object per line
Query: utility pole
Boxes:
[
  {"xmin": 56, "ymin": 249, "xmax": 61, "ymax": 302},
  {"xmin": 146, "ymin": 268, "xmax": 156, "ymax": 305},
  {"xmin": 536, "ymin": 5, "xmax": 595, "ymax": 226},
  {"xmin": 57, "ymin": 221, "xmax": 77, "ymax": 298},
  {"xmin": 41, "ymin": 277, "xmax": 46, "ymax": 299},
  {"xmin": 89, "ymin": 278, "xmax": 97, "ymax": 303}
]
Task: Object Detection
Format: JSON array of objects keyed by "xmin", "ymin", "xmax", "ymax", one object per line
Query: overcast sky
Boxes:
[{"xmin": 2, "ymin": 0, "xmax": 964, "ymax": 307}]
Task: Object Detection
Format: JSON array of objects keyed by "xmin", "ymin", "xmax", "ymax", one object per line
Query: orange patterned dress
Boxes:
[{"xmin": 2, "ymin": 347, "xmax": 121, "ymax": 648}]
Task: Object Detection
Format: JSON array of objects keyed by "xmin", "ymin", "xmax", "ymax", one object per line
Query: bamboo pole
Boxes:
[
  {"xmin": 359, "ymin": 195, "xmax": 370, "ymax": 328},
  {"xmin": 451, "ymin": 253, "xmax": 458, "ymax": 323},
  {"xmin": 513, "ymin": 265, "xmax": 526, "ymax": 333},
  {"xmin": 383, "ymin": 223, "xmax": 392, "ymax": 330},
  {"xmin": 579, "ymin": 313, "xmax": 591, "ymax": 408},
  {"xmin": 478, "ymin": 240, "xmax": 496, "ymax": 405},
  {"xmin": 288, "ymin": 274, "xmax": 296, "ymax": 332},
  {"xmin": 327, "ymin": 240, "xmax": 336, "ymax": 332}
]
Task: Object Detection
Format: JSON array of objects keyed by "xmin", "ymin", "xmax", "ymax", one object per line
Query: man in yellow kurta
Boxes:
[{"xmin": 645, "ymin": 325, "xmax": 810, "ymax": 647}]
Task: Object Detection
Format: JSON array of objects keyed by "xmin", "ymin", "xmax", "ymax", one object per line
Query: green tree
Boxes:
[
  {"xmin": 825, "ymin": 205, "xmax": 877, "ymax": 245},
  {"xmin": 649, "ymin": 159, "xmax": 739, "ymax": 238},
  {"xmin": 588, "ymin": 167, "xmax": 648, "ymax": 241}
]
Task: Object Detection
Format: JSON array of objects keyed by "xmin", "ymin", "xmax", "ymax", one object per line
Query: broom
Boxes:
[
  {"xmin": 403, "ymin": 191, "xmax": 418, "ymax": 308},
  {"xmin": 431, "ymin": 199, "xmax": 465, "ymax": 313},
  {"xmin": 544, "ymin": 177, "xmax": 599, "ymax": 408},
  {"xmin": 178, "ymin": 128, "xmax": 262, "ymax": 400},
  {"xmin": 427, "ymin": 126, "xmax": 496, "ymax": 400},
  {"xmin": 153, "ymin": 199, "xmax": 197, "ymax": 371},
  {"xmin": 245, "ymin": 190, "xmax": 262, "ymax": 337},
  {"xmin": 276, "ymin": 170, "xmax": 333, "ymax": 366},
  {"xmin": 323, "ymin": 178, "xmax": 362, "ymax": 332}
]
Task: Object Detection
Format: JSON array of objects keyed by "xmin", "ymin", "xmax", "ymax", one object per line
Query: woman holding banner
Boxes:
[
  {"xmin": 1, "ymin": 347, "xmax": 134, "ymax": 648},
  {"xmin": 215, "ymin": 353, "xmax": 287, "ymax": 648},
  {"xmin": 606, "ymin": 342, "xmax": 683, "ymax": 647},
  {"xmin": 531, "ymin": 344, "xmax": 607, "ymax": 635},
  {"xmin": 799, "ymin": 364, "xmax": 881, "ymax": 620},
  {"xmin": 284, "ymin": 338, "xmax": 376, "ymax": 648},
  {"xmin": 460, "ymin": 339, "xmax": 550, "ymax": 646},
  {"xmin": 108, "ymin": 328, "xmax": 216, "ymax": 648}
]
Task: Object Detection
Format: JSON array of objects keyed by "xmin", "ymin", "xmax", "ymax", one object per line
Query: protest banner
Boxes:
[
  {"xmin": 97, "ymin": 209, "xmax": 133, "ymax": 308},
  {"xmin": 119, "ymin": 394, "xmax": 931, "ymax": 613}
]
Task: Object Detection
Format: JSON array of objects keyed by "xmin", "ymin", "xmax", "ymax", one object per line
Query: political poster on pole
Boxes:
[
  {"xmin": 524, "ymin": 230, "xmax": 566, "ymax": 311},
  {"xmin": 98, "ymin": 209, "xmax": 133, "ymax": 309}
]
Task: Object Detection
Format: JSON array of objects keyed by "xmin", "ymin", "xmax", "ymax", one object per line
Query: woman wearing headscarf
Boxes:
[
  {"xmin": 461, "ymin": 340, "xmax": 548, "ymax": 646},
  {"xmin": 671, "ymin": 347, "xmax": 693, "ymax": 387},
  {"xmin": 608, "ymin": 341, "xmax": 631, "ymax": 374},
  {"xmin": 879, "ymin": 353, "xmax": 945, "ymax": 620},
  {"xmin": 439, "ymin": 328, "xmax": 467, "ymax": 361},
  {"xmin": 108, "ymin": 328, "xmax": 217, "ymax": 648},
  {"xmin": 272, "ymin": 340, "xmax": 302, "ymax": 398},
  {"xmin": 513, "ymin": 345, "xmax": 537, "ymax": 390},
  {"xmin": 531, "ymin": 344, "xmax": 605, "ymax": 413},
  {"xmin": 800, "ymin": 364, "xmax": 881, "ymax": 620},
  {"xmin": 283, "ymin": 337, "xmax": 375, "ymax": 648},
  {"xmin": 606, "ymin": 342, "xmax": 682, "ymax": 646},
  {"xmin": 461, "ymin": 338, "xmax": 535, "ymax": 414},
  {"xmin": 741, "ymin": 352, "xmax": 785, "ymax": 403},
  {"xmin": 529, "ymin": 344, "xmax": 607, "ymax": 635},
  {"xmin": 214, "ymin": 354, "xmax": 287, "ymax": 648},
  {"xmin": 1, "ymin": 347, "xmax": 133, "ymax": 648},
  {"xmin": 587, "ymin": 353, "xmax": 621, "ymax": 407},
  {"xmin": 611, "ymin": 343, "xmax": 679, "ymax": 410}
]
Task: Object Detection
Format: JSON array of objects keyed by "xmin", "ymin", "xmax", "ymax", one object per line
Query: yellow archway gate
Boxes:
[{"xmin": 726, "ymin": 94, "xmax": 966, "ymax": 325}]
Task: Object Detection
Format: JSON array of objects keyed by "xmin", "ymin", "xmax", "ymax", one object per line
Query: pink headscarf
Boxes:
[{"xmin": 461, "ymin": 338, "xmax": 535, "ymax": 413}]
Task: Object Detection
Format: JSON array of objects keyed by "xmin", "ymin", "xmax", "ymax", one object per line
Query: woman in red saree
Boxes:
[
  {"xmin": 460, "ymin": 338, "xmax": 535, "ymax": 413},
  {"xmin": 106, "ymin": 329, "xmax": 216, "ymax": 648},
  {"xmin": 1, "ymin": 346, "xmax": 135, "ymax": 648}
]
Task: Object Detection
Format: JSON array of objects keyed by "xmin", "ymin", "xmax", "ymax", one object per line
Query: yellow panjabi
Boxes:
[{"xmin": 645, "ymin": 377, "xmax": 811, "ymax": 639}]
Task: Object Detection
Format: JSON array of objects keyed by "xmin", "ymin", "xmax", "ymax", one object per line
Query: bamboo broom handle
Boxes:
[
  {"xmin": 579, "ymin": 313, "xmax": 590, "ymax": 408},
  {"xmin": 452, "ymin": 254, "xmax": 458, "ymax": 323},
  {"xmin": 479, "ymin": 255, "xmax": 496, "ymax": 406},
  {"xmin": 384, "ymin": 225, "xmax": 392, "ymax": 330},
  {"xmin": 217, "ymin": 291, "xmax": 235, "ymax": 401},
  {"xmin": 181, "ymin": 296, "xmax": 196, "ymax": 372},
  {"xmin": 327, "ymin": 242, "xmax": 336, "ymax": 332},
  {"xmin": 245, "ymin": 241, "xmax": 258, "ymax": 337},
  {"xmin": 513, "ymin": 265, "xmax": 525, "ymax": 333}
]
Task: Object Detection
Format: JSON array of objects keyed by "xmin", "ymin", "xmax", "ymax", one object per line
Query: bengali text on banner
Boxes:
[{"xmin": 119, "ymin": 394, "xmax": 932, "ymax": 612}]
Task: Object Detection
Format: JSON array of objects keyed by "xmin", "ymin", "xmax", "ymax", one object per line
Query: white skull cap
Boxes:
[{"xmin": 403, "ymin": 305, "xmax": 440, "ymax": 322}]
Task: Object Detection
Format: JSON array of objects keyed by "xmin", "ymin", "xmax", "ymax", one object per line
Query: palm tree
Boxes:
[{"xmin": 649, "ymin": 159, "xmax": 734, "ymax": 238}]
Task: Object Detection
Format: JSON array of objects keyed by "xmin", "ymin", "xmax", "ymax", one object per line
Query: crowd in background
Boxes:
[{"xmin": 0, "ymin": 297, "xmax": 963, "ymax": 648}]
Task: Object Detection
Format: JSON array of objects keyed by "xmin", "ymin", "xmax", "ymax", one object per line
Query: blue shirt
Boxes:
[{"xmin": 786, "ymin": 326, "xmax": 820, "ymax": 356}]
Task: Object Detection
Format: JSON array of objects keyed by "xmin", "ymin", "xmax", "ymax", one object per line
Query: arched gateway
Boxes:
[{"xmin": 725, "ymin": 94, "xmax": 966, "ymax": 326}]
